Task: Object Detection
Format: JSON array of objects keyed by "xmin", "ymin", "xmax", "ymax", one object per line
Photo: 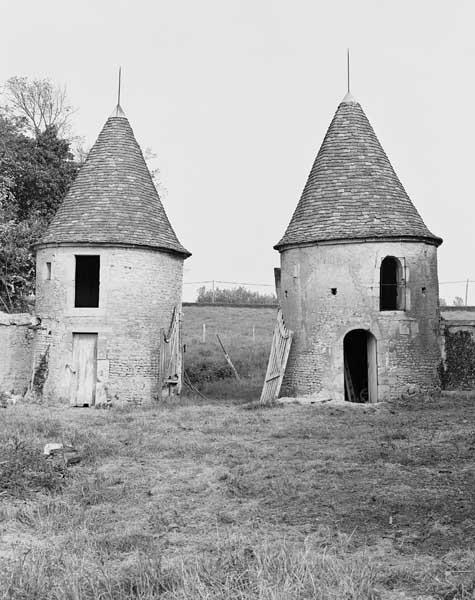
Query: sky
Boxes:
[{"xmin": 1, "ymin": 0, "xmax": 474, "ymax": 302}]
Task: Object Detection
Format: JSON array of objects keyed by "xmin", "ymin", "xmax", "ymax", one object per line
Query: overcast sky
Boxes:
[{"xmin": 2, "ymin": 0, "xmax": 474, "ymax": 302}]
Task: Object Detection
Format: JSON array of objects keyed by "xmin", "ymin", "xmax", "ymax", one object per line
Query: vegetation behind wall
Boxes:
[
  {"xmin": 440, "ymin": 328, "xmax": 475, "ymax": 390},
  {"xmin": 0, "ymin": 88, "xmax": 78, "ymax": 312}
]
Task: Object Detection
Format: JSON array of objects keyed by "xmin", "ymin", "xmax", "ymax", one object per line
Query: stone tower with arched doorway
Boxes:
[
  {"xmin": 274, "ymin": 92, "xmax": 442, "ymax": 402},
  {"xmin": 33, "ymin": 104, "xmax": 190, "ymax": 406}
]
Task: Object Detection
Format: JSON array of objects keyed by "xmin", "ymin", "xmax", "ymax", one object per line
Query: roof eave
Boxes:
[
  {"xmin": 274, "ymin": 234, "xmax": 443, "ymax": 253},
  {"xmin": 34, "ymin": 240, "xmax": 192, "ymax": 259}
]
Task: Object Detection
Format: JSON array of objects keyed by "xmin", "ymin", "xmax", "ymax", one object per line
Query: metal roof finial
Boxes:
[
  {"xmin": 118, "ymin": 66, "xmax": 122, "ymax": 108},
  {"xmin": 347, "ymin": 48, "xmax": 350, "ymax": 93},
  {"xmin": 111, "ymin": 67, "xmax": 126, "ymax": 118},
  {"xmin": 341, "ymin": 49, "xmax": 356, "ymax": 104}
]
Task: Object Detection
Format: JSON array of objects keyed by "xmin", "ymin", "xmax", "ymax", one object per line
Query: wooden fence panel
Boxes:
[
  {"xmin": 260, "ymin": 309, "xmax": 293, "ymax": 404},
  {"xmin": 159, "ymin": 306, "xmax": 183, "ymax": 396}
]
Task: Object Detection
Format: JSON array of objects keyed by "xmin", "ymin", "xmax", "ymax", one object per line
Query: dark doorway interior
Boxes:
[
  {"xmin": 380, "ymin": 256, "xmax": 400, "ymax": 310},
  {"xmin": 75, "ymin": 255, "xmax": 100, "ymax": 308},
  {"xmin": 344, "ymin": 329, "xmax": 368, "ymax": 402},
  {"xmin": 343, "ymin": 330, "xmax": 378, "ymax": 403}
]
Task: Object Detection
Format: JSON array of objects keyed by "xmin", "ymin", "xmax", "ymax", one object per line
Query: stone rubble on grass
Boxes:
[
  {"xmin": 0, "ymin": 392, "xmax": 22, "ymax": 408},
  {"xmin": 277, "ymin": 395, "xmax": 390, "ymax": 410},
  {"xmin": 43, "ymin": 442, "xmax": 82, "ymax": 466},
  {"xmin": 43, "ymin": 442, "xmax": 65, "ymax": 455}
]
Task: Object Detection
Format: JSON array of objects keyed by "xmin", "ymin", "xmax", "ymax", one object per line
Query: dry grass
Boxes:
[{"xmin": 1, "ymin": 395, "xmax": 475, "ymax": 599}]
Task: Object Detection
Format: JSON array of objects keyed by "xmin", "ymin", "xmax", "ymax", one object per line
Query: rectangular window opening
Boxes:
[
  {"xmin": 75, "ymin": 255, "xmax": 100, "ymax": 308},
  {"xmin": 46, "ymin": 262, "xmax": 51, "ymax": 280}
]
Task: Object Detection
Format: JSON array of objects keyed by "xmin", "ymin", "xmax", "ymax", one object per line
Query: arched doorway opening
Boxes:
[{"xmin": 343, "ymin": 329, "xmax": 377, "ymax": 403}]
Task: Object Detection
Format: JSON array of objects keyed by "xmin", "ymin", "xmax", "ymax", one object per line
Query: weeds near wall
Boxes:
[{"xmin": 31, "ymin": 345, "xmax": 50, "ymax": 398}]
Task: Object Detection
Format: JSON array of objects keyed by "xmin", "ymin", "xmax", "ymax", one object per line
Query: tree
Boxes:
[
  {"xmin": 0, "ymin": 203, "xmax": 44, "ymax": 312},
  {"xmin": 0, "ymin": 115, "xmax": 77, "ymax": 221},
  {"xmin": 143, "ymin": 147, "xmax": 168, "ymax": 199},
  {"xmin": 0, "ymin": 111, "xmax": 78, "ymax": 311},
  {"xmin": 3, "ymin": 76, "xmax": 74, "ymax": 138},
  {"xmin": 439, "ymin": 298, "xmax": 447, "ymax": 306},
  {"xmin": 453, "ymin": 296, "xmax": 465, "ymax": 307}
]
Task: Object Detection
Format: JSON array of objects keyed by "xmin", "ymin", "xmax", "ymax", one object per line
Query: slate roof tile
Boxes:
[
  {"xmin": 275, "ymin": 95, "xmax": 441, "ymax": 250},
  {"xmin": 40, "ymin": 107, "xmax": 190, "ymax": 257}
]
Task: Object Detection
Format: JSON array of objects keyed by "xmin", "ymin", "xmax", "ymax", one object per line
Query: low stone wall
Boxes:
[
  {"xmin": 0, "ymin": 312, "xmax": 34, "ymax": 396},
  {"xmin": 440, "ymin": 308, "xmax": 475, "ymax": 390}
]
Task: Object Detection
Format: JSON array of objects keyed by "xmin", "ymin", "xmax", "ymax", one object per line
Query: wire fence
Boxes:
[
  {"xmin": 183, "ymin": 278, "xmax": 475, "ymax": 306},
  {"xmin": 184, "ymin": 280, "xmax": 274, "ymax": 287}
]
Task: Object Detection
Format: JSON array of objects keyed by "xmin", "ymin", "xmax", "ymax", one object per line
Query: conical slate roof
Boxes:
[
  {"xmin": 40, "ymin": 106, "xmax": 190, "ymax": 257},
  {"xmin": 275, "ymin": 93, "xmax": 441, "ymax": 250}
]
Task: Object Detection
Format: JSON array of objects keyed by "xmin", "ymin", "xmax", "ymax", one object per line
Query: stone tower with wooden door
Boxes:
[
  {"xmin": 33, "ymin": 104, "xmax": 190, "ymax": 406},
  {"xmin": 274, "ymin": 92, "xmax": 442, "ymax": 403}
]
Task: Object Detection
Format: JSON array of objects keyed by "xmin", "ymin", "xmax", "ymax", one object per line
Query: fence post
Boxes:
[
  {"xmin": 216, "ymin": 333, "xmax": 240, "ymax": 380},
  {"xmin": 202, "ymin": 323, "xmax": 206, "ymax": 343}
]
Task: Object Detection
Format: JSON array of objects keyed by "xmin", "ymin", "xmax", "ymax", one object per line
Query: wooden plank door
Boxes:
[
  {"xmin": 367, "ymin": 333, "xmax": 378, "ymax": 403},
  {"xmin": 70, "ymin": 333, "xmax": 97, "ymax": 406}
]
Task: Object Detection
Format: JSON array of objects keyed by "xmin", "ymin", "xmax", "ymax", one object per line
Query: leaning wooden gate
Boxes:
[
  {"xmin": 260, "ymin": 309, "xmax": 293, "ymax": 404},
  {"xmin": 159, "ymin": 306, "xmax": 183, "ymax": 396}
]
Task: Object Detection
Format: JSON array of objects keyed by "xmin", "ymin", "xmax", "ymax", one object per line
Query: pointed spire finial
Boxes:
[
  {"xmin": 347, "ymin": 48, "xmax": 350, "ymax": 93},
  {"xmin": 118, "ymin": 66, "xmax": 122, "ymax": 107},
  {"xmin": 110, "ymin": 67, "xmax": 126, "ymax": 118},
  {"xmin": 340, "ymin": 49, "xmax": 357, "ymax": 104}
]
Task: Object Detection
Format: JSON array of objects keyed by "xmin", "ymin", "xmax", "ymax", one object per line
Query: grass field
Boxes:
[
  {"xmin": 1, "ymin": 394, "xmax": 474, "ymax": 599},
  {"xmin": 182, "ymin": 305, "xmax": 276, "ymax": 399}
]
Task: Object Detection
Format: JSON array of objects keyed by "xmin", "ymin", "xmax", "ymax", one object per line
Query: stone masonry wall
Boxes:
[
  {"xmin": 0, "ymin": 312, "xmax": 34, "ymax": 395},
  {"xmin": 34, "ymin": 245, "xmax": 183, "ymax": 405},
  {"xmin": 279, "ymin": 240, "xmax": 441, "ymax": 401}
]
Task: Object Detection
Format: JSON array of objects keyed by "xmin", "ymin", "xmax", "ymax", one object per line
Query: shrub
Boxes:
[
  {"xmin": 185, "ymin": 361, "xmax": 233, "ymax": 383},
  {"xmin": 196, "ymin": 285, "xmax": 277, "ymax": 305}
]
